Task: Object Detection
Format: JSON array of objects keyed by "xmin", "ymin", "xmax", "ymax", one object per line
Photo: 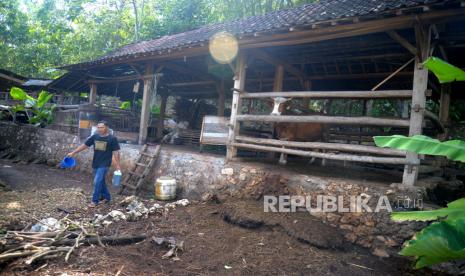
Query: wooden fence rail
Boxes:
[
  {"xmin": 231, "ymin": 142, "xmax": 414, "ymax": 165},
  {"xmin": 236, "ymin": 114, "xmax": 411, "ymax": 127},
  {"xmin": 235, "ymin": 135, "xmax": 406, "ymax": 156},
  {"xmin": 238, "ymin": 89, "xmax": 414, "ymax": 99}
]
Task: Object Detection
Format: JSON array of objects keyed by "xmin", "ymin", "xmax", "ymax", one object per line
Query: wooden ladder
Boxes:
[{"xmin": 119, "ymin": 144, "xmax": 161, "ymax": 195}]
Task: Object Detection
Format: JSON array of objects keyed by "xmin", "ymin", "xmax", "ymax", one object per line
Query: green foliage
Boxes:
[
  {"xmin": 392, "ymin": 198, "xmax": 465, "ymax": 222},
  {"xmin": 400, "ymin": 218, "xmax": 465, "ymax": 269},
  {"xmin": 391, "ymin": 198, "xmax": 465, "ymax": 268},
  {"xmin": 8, "ymin": 87, "xmax": 55, "ymax": 126},
  {"xmin": 120, "ymin": 101, "xmax": 131, "ymax": 110},
  {"xmin": 374, "ymin": 135, "xmax": 465, "ymax": 162},
  {"xmin": 424, "ymin": 56, "xmax": 465, "ymax": 83}
]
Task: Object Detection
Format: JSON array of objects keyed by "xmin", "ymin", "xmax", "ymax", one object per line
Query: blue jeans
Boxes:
[{"xmin": 92, "ymin": 167, "xmax": 111, "ymax": 204}]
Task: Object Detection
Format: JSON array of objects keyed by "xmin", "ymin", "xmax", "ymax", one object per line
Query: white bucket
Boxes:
[{"xmin": 155, "ymin": 176, "xmax": 177, "ymax": 200}]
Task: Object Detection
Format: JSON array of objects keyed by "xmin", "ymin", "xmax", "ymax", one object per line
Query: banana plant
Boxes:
[
  {"xmin": 391, "ymin": 198, "xmax": 465, "ymax": 269},
  {"xmin": 9, "ymin": 87, "xmax": 56, "ymax": 126},
  {"xmin": 374, "ymin": 135, "xmax": 465, "ymax": 268}
]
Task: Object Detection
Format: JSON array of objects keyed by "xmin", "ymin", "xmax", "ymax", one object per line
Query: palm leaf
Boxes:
[
  {"xmin": 391, "ymin": 198, "xmax": 465, "ymax": 222},
  {"xmin": 399, "ymin": 219, "xmax": 465, "ymax": 268},
  {"xmin": 374, "ymin": 135, "xmax": 465, "ymax": 162}
]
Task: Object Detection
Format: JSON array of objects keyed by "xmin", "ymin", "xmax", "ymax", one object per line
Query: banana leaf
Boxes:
[
  {"xmin": 392, "ymin": 198, "xmax": 465, "ymax": 222},
  {"xmin": 374, "ymin": 135, "xmax": 465, "ymax": 162},
  {"xmin": 10, "ymin": 87, "xmax": 34, "ymax": 101},
  {"xmin": 399, "ymin": 218, "xmax": 465, "ymax": 268},
  {"xmin": 424, "ymin": 56, "xmax": 465, "ymax": 84},
  {"xmin": 37, "ymin": 91, "xmax": 53, "ymax": 108}
]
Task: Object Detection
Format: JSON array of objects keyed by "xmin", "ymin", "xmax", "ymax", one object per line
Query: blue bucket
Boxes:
[{"xmin": 60, "ymin": 157, "xmax": 76, "ymax": 169}]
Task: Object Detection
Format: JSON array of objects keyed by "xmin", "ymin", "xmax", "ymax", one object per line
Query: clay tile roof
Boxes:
[{"xmin": 67, "ymin": 0, "xmax": 443, "ymax": 68}]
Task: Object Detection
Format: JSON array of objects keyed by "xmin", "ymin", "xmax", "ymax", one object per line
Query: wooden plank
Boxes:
[
  {"xmin": 235, "ymin": 135, "xmax": 407, "ymax": 156},
  {"xmin": 239, "ymin": 90, "xmax": 413, "ymax": 99},
  {"xmin": 236, "ymin": 114, "xmax": 411, "ymax": 127},
  {"xmin": 403, "ymin": 23, "xmax": 431, "ymax": 186},
  {"xmin": 200, "ymin": 115, "xmax": 229, "ymax": 145},
  {"xmin": 231, "ymin": 142, "xmax": 414, "ymax": 165},
  {"xmin": 226, "ymin": 53, "xmax": 247, "ymax": 160},
  {"xmin": 138, "ymin": 64, "xmax": 153, "ymax": 145}
]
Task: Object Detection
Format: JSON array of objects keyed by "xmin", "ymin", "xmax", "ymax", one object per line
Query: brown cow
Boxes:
[{"xmin": 271, "ymin": 97, "xmax": 324, "ymax": 165}]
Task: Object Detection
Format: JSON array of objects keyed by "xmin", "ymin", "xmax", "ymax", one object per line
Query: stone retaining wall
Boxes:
[{"xmin": 0, "ymin": 122, "xmax": 426, "ymax": 258}]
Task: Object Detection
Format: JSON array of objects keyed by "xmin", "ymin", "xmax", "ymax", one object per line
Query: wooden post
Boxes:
[
  {"xmin": 156, "ymin": 94, "xmax": 168, "ymax": 139},
  {"xmin": 273, "ymin": 65, "xmax": 284, "ymax": 92},
  {"xmin": 439, "ymin": 83, "xmax": 451, "ymax": 138},
  {"xmin": 226, "ymin": 53, "xmax": 247, "ymax": 160},
  {"xmin": 303, "ymin": 80, "xmax": 311, "ymax": 110},
  {"xmin": 217, "ymin": 79, "xmax": 225, "ymax": 116},
  {"xmin": 402, "ymin": 24, "xmax": 431, "ymax": 186},
  {"xmin": 273, "ymin": 64, "xmax": 285, "ymax": 162},
  {"xmin": 138, "ymin": 64, "xmax": 153, "ymax": 145},
  {"xmin": 89, "ymin": 83, "xmax": 97, "ymax": 104}
]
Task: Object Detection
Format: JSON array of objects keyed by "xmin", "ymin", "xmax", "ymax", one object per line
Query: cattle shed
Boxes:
[{"xmin": 51, "ymin": 0, "xmax": 465, "ymax": 186}]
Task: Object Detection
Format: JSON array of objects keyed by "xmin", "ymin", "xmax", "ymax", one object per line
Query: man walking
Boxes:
[{"xmin": 67, "ymin": 121, "xmax": 121, "ymax": 207}]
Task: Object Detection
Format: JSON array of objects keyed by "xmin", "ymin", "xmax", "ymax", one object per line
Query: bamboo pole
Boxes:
[
  {"xmin": 402, "ymin": 23, "xmax": 431, "ymax": 186},
  {"xmin": 239, "ymin": 90, "xmax": 413, "ymax": 99},
  {"xmin": 235, "ymin": 136, "xmax": 406, "ymax": 156},
  {"xmin": 226, "ymin": 53, "xmax": 247, "ymax": 160},
  {"xmin": 231, "ymin": 142, "xmax": 413, "ymax": 165},
  {"xmin": 236, "ymin": 114, "xmax": 410, "ymax": 127},
  {"xmin": 138, "ymin": 64, "xmax": 153, "ymax": 145}
]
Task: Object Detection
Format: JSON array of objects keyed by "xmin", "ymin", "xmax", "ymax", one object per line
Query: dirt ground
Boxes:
[{"xmin": 0, "ymin": 158, "xmax": 434, "ymax": 275}]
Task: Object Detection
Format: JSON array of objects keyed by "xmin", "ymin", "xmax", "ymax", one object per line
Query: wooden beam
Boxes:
[
  {"xmin": 403, "ymin": 23, "xmax": 431, "ymax": 186},
  {"xmin": 166, "ymin": 80, "xmax": 215, "ymax": 87},
  {"xmin": 0, "ymin": 73, "xmax": 25, "ymax": 85},
  {"xmin": 236, "ymin": 114, "xmax": 411, "ymax": 127},
  {"xmin": 89, "ymin": 83, "xmax": 97, "ymax": 104},
  {"xmin": 138, "ymin": 64, "xmax": 153, "ymax": 145},
  {"xmin": 386, "ymin": 30, "xmax": 417, "ymax": 55},
  {"xmin": 216, "ymin": 80, "xmax": 225, "ymax": 116},
  {"xmin": 226, "ymin": 53, "xmax": 247, "ymax": 160},
  {"xmin": 156, "ymin": 94, "xmax": 168, "ymax": 139},
  {"xmin": 371, "ymin": 58, "xmax": 415, "ymax": 91},
  {"xmin": 239, "ymin": 90, "xmax": 414, "ymax": 99},
  {"xmin": 273, "ymin": 65, "xmax": 285, "ymax": 92},
  {"xmin": 235, "ymin": 135, "xmax": 407, "ymax": 156},
  {"xmin": 231, "ymin": 142, "xmax": 413, "ymax": 165},
  {"xmin": 252, "ymin": 49, "xmax": 305, "ymax": 80}
]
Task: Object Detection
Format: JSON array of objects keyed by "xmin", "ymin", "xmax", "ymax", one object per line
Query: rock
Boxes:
[
  {"xmin": 339, "ymin": 224, "xmax": 353, "ymax": 231},
  {"xmin": 384, "ymin": 237, "xmax": 398, "ymax": 247},
  {"xmin": 221, "ymin": 168, "xmax": 234, "ymax": 175},
  {"xmin": 372, "ymin": 247, "xmax": 390, "ymax": 258},
  {"xmin": 344, "ymin": 233, "xmax": 357, "ymax": 243},
  {"xmin": 326, "ymin": 213, "xmax": 341, "ymax": 223}
]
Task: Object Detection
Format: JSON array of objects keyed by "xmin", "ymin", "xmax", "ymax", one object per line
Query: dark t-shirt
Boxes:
[{"xmin": 84, "ymin": 134, "xmax": 120, "ymax": 169}]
